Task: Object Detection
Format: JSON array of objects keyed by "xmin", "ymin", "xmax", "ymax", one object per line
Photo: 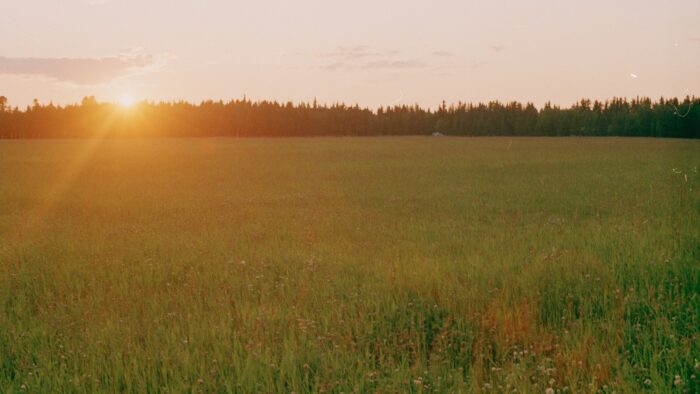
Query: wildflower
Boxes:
[
  {"xmin": 545, "ymin": 388, "xmax": 554, "ymax": 394},
  {"xmin": 197, "ymin": 378, "xmax": 204, "ymax": 384},
  {"xmin": 643, "ymin": 379, "xmax": 651, "ymax": 386},
  {"xmin": 673, "ymin": 375, "xmax": 682, "ymax": 386}
]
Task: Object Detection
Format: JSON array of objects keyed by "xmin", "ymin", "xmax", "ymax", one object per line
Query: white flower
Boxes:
[{"xmin": 674, "ymin": 375, "xmax": 682, "ymax": 386}]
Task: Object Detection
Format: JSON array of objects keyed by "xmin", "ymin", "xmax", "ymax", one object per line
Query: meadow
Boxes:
[{"xmin": 0, "ymin": 137, "xmax": 698, "ymax": 393}]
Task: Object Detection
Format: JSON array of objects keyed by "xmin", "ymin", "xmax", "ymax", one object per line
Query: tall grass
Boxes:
[{"xmin": 0, "ymin": 137, "xmax": 698, "ymax": 392}]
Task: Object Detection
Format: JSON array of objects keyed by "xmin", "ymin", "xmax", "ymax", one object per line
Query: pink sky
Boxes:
[{"xmin": 1, "ymin": 0, "xmax": 698, "ymax": 109}]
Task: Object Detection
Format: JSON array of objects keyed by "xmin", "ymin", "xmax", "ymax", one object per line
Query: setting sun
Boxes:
[{"xmin": 117, "ymin": 94, "xmax": 136, "ymax": 108}]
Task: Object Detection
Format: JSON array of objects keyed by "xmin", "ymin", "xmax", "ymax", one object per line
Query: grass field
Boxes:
[{"xmin": 0, "ymin": 137, "xmax": 698, "ymax": 393}]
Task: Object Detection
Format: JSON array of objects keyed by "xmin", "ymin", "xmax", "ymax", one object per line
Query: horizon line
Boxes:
[{"xmin": 2, "ymin": 94, "xmax": 698, "ymax": 114}]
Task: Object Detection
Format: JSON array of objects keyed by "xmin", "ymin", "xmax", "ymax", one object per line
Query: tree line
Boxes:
[{"xmin": 0, "ymin": 95, "xmax": 697, "ymax": 139}]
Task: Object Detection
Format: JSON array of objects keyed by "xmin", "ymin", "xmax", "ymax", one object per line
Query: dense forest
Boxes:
[{"xmin": 0, "ymin": 95, "xmax": 697, "ymax": 138}]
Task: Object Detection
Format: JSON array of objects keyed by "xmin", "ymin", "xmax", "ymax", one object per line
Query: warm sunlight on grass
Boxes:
[{"xmin": 0, "ymin": 137, "xmax": 698, "ymax": 392}]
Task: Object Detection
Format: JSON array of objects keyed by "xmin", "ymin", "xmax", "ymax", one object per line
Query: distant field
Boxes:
[{"xmin": 0, "ymin": 137, "xmax": 698, "ymax": 393}]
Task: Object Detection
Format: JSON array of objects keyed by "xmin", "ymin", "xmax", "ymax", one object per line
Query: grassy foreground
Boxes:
[{"xmin": 0, "ymin": 137, "xmax": 698, "ymax": 393}]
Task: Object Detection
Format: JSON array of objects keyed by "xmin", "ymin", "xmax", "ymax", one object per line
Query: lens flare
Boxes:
[{"xmin": 117, "ymin": 94, "xmax": 136, "ymax": 108}]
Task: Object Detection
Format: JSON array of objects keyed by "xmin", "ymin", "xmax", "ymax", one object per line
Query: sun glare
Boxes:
[{"xmin": 117, "ymin": 94, "xmax": 137, "ymax": 108}]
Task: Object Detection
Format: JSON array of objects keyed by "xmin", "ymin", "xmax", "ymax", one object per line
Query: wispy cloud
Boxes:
[
  {"xmin": 319, "ymin": 45, "xmax": 398, "ymax": 60},
  {"xmin": 429, "ymin": 60, "xmax": 484, "ymax": 77},
  {"xmin": 321, "ymin": 59, "xmax": 426, "ymax": 72},
  {"xmin": 0, "ymin": 54, "xmax": 156, "ymax": 85},
  {"xmin": 490, "ymin": 45, "xmax": 507, "ymax": 52},
  {"xmin": 432, "ymin": 50, "xmax": 453, "ymax": 57},
  {"xmin": 319, "ymin": 45, "xmax": 428, "ymax": 72},
  {"xmin": 361, "ymin": 60, "xmax": 427, "ymax": 70},
  {"xmin": 321, "ymin": 62, "xmax": 347, "ymax": 72},
  {"xmin": 84, "ymin": 0, "xmax": 112, "ymax": 5}
]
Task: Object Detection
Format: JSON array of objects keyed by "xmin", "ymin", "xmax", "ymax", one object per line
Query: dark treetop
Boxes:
[{"xmin": 0, "ymin": 96, "xmax": 697, "ymax": 139}]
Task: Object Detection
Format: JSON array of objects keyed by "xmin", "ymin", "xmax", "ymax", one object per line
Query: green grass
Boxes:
[{"xmin": 0, "ymin": 137, "xmax": 698, "ymax": 393}]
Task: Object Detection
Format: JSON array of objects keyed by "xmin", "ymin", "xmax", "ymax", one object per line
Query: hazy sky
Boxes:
[{"xmin": 1, "ymin": 0, "xmax": 699, "ymax": 109}]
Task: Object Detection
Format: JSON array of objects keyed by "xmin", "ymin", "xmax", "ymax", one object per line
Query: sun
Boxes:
[{"xmin": 117, "ymin": 94, "xmax": 137, "ymax": 108}]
